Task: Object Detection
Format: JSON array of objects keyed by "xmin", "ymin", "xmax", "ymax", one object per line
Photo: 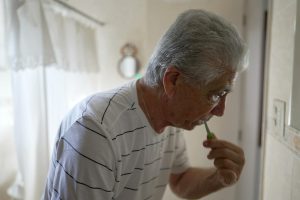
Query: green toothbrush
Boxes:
[{"xmin": 204, "ymin": 121, "xmax": 214, "ymax": 140}]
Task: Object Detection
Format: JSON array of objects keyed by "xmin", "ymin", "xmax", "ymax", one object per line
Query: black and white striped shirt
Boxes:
[{"xmin": 43, "ymin": 81, "xmax": 189, "ymax": 200}]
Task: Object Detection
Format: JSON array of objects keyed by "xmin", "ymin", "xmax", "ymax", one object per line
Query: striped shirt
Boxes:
[{"xmin": 43, "ymin": 80, "xmax": 190, "ymax": 200}]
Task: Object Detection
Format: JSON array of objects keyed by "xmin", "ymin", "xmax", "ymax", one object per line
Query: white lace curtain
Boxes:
[
  {"xmin": 7, "ymin": 0, "xmax": 100, "ymax": 72},
  {"xmin": 4, "ymin": 0, "xmax": 102, "ymax": 199},
  {"xmin": 43, "ymin": 0, "xmax": 100, "ymax": 72}
]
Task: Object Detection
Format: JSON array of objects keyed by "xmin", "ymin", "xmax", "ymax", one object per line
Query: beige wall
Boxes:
[{"xmin": 262, "ymin": 0, "xmax": 300, "ymax": 199}]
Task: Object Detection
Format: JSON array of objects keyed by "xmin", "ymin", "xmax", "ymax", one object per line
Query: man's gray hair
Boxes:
[{"xmin": 144, "ymin": 9, "xmax": 248, "ymax": 87}]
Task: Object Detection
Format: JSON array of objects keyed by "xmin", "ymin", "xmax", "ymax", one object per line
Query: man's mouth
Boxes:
[
  {"xmin": 195, "ymin": 116, "xmax": 212, "ymax": 125},
  {"xmin": 195, "ymin": 120, "xmax": 204, "ymax": 125}
]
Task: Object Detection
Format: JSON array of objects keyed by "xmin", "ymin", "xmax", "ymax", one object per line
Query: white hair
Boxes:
[{"xmin": 144, "ymin": 9, "xmax": 248, "ymax": 87}]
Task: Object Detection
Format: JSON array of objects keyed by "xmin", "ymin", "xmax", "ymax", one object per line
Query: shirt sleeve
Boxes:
[
  {"xmin": 43, "ymin": 116, "xmax": 117, "ymax": 200},
  {"xmin": 171, "ymin": 129, "xmax": 190, "ymax": 174}
]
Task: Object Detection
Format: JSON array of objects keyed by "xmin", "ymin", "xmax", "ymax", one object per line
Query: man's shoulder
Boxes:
[{"xmin": 64, "ymin": 82, "xmax": 139, "ymax": 130}]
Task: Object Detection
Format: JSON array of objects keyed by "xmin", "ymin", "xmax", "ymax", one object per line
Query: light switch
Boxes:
[{"xmin": 272, "ymin": 99, "xmax": 286, "ymax": 138}]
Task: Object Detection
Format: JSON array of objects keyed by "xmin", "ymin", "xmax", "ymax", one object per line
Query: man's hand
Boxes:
[
  {"xmin": 169, "ymin": 136, "xmax": 245, "ymax": 199},
  {"xmin": 203, "ymin": 137, "xmax": 245, "ymax": 186}
]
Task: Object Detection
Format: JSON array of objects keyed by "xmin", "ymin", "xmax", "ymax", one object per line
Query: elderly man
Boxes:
[{"xmin": 44, "ymin": 9, "xmax": 247, "ymax": 200}]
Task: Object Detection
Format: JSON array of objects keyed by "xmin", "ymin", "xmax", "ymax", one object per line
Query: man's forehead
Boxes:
[{"xmin": 208, "ymin": 73, "xmax": 236, "ymax": 92}]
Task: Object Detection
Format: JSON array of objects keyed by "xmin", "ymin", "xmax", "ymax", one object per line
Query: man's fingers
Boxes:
[
  {"xmin": 203, "ymin": 138, "xmax": 246, "ymax": 181},
  {"xmin": 207, "ymin": 148, "xmax": 244, "ymax": 165},
  {"xmin": 214, "ymin": 158, "xmax": 240, "ymax": 173},
  {"xmin": 203, "ymin": 139, "xmax": 244, "ymax": 155}
]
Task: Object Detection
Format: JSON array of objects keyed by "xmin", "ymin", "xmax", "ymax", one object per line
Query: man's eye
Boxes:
[
  {"xmin": 211, "ymin": 94, "xmax": 220, "ymax": 103},
  {"xmin": 220, "ymin": 90, "xmax": 227, "ymax": 97}
]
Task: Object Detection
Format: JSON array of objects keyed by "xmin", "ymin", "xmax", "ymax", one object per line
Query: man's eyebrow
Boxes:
[
  {"xmin": 223, "ymin": 85, "xmax": 233, "ymax": 92},
  {"xmin": 212, "ymin": 84, "xmax": 233, "ymax": 93}
]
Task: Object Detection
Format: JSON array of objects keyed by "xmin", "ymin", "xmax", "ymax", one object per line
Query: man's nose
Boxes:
[{"xmin": 210, "ymin": 96, "xmax": 226, "ymax": 116}]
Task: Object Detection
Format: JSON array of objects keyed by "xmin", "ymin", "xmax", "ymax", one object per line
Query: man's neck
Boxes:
[{"xmin": 137, "ymin": 78, "xmax": 170, "ymax": 133}]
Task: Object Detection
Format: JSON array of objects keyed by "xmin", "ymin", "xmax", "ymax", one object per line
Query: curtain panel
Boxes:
[{"xmin": 4, "ymin": 0, "xmax": 101, "ymax": 199}]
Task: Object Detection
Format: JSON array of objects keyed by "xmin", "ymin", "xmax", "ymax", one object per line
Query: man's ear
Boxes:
[{"xmin": 162, "ymin": 66, "xmax": 181, "ymax": 98}]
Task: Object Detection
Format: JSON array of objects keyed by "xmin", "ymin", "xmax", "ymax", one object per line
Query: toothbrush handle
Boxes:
[{"xmin": 207, "ymin": 132, "xmax": 215, "ymax": 140}]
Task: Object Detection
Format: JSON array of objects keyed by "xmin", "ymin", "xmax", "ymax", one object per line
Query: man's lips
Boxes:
[{"xmin": 194, "ymin": 116, "xmax": 212, "ymax": 125}]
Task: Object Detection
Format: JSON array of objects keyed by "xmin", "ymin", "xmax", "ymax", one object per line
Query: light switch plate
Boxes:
[{"xmin": 273, "ymin": 99, "xmax": 286, "ymax": 138}]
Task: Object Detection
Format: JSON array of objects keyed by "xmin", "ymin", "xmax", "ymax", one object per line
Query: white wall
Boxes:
[
  {"xmin": 261, "ymin": 0, "xmax": 300, "ymax": 199},
  {"xmin": 236, "ymin": 0, "xmax": 267, "ymax": 200}
]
